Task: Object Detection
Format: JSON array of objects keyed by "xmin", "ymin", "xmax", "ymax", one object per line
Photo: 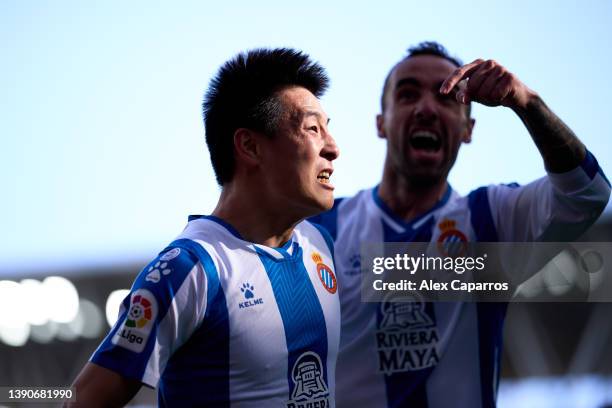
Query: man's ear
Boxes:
[
  {"xmin": 462, "ymin": 118, "xmax": 475, "ymax": 144},
  {"xmin": 233, "ymin": 128, "xmax": 261, "ymax": 166},
  {"xmin": 376, "ymin": 114, "xmax": 386, "ymax": 139}
]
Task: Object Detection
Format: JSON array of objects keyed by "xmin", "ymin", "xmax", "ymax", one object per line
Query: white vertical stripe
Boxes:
[
  {"xmin": 198, "ymin": 240, "xmax": 290, "ymax": 407},
  {"xmin": 295, "ymin": 222, "xmax": 341, "ymax": 408},
  {"xmin": 334, "ymin": 192, "xmax": 389, "ymax": 408},
  {"xmin": 426, "ymin": 302, "xmax": 482, "ymax": 408},
  {"xmin": 142, "ymin": 263, "xmax": 208, "ymax": 387}
]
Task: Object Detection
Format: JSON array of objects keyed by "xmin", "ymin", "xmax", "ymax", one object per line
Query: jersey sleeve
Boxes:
[
  {"xmin": 90, "ymin": 245, "xmax": 209, "ymax": 387},
  {"xmin": 487, "ymin": 150, "xmax": 610, "ymax": 242}
]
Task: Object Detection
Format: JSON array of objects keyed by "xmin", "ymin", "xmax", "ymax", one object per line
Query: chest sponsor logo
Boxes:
[
  {"xmin": 376, "ymin": 293, "xmax": 440, "ymax": 374},
  {"xmin": 437, "ymin": 218, "xmax": 468, "ymax": 256},
  {"xmin": 287, "ymin": 351, "xmax": 330, "ymax": 408},
  {"xmin": 238, "ymin": 282, "xmax": 264, "ymax": 309},
  {"xmin": 112, "ymin": 289, "xmax": 157, "ymax": 353},
  {"xmin": 312, "ymin": 252, "xmax": 337, "ymax": 294}
]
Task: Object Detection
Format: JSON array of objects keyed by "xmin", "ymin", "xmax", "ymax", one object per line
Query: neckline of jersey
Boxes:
[
  {"xmin": 371, "ymin": 184, "xmax": 452, "ymax": 231},
  {"xmin": 188, "ymin": 215, "xmax": 297, "ymax": 261}
]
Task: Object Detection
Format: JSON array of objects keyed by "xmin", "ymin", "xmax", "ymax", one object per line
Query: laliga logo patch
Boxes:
[
  {"xmin": 112, "ymin": 289, "xmax": 157, "ymax": 353},
  {"xmin": 312, "ymin": 252, "xmax": 337, "ymax": 294},
  {"xmin": 286, "ymin": 351, "xmax": 330, "ymax": 408},
  {"xmin": 436, "ymin": 218, "xmax": 468, "ymax": 257},
  {"xmin": 126, "ymin": 294, "xmax": 153, "ymax": 328}
]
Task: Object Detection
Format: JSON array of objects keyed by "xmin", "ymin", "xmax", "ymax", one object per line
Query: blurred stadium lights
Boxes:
[
  {"xmin": 29, "ymin": 320, "xmax": 58, "ymax": 344},
  {"xmin": 498, "ymin": 376, "xmax": 612, "ymax": 408},
  {"xmin": 20, "ymin": 279, "xmax": 49, "ymax": 325},
  {"xmin": 81, "ymin": 299, "xmax": 105, "ymax": 338},
  {"xmin": 105, "ymin": 289, "xmax": 130, "ymax": 328},
  {"xmin": 0, "ymin": 280, "xmax": 29, "ymax": 347},
  {"xmin": 42, "ymin": 276, "xmax": 80, "ymax": 323},
  {"xmin": 0, "ymin": 277, "xmax": 107, "ymax": 346}
]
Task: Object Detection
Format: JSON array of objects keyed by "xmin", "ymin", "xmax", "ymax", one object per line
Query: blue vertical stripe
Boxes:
[
  {"xmin": 376, "ymin": 302, "xmax": 437, "ymax": 408},
  {"xmin": 467, "ymin": 188, "xmax": 508, "ymax": 407},
  {"xmin": 380, "ymin": 217, "xmax": 436, "ymax": 408},
  {"xmin": 476, "ymin": 303, "xmax": 508, "ymax": 408},
  {"xmin": 467, "ymin": 187, "xmax": 498, "ymax": 242},
  {"xmin": 158, "ymin": 239, "xmax": 230, "ymax": 408},
  {"xmin": 256, "ymin": 245, "xmax": 330, "ymax": 399}
]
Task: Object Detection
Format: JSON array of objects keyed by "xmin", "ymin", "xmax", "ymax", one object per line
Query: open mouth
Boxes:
[
  {"xmin": 317, "ymin": 170, "xmax": 332, "ymax": 184},
  {"xmin": 410, "ymin": 130, "xmax": 442, "ymax": 151}
]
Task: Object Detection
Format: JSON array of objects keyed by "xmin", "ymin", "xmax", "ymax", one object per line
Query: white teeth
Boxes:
[
  {"xmin": 318, "ymin": 171, "xmax": 331, "ymax": 183},
  {"xmin": 411, "ymin": 130, "xmax": 439, "ymax": 142}
]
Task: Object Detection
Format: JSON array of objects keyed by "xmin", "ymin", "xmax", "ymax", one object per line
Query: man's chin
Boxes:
[
  {"xmin": 405, "ymin": 170, "xmax": 446, "ymax": 189},
  {"xmin": 297, "ymin": 195, "xmax": 334, "ymax": 221},
  {"xmin": 316, "ymin": 196, "xmax": 336, "ymax": 214},
  {"xmin": 315, "ymin": 196, "xmax": 335, "ymax": 213}
]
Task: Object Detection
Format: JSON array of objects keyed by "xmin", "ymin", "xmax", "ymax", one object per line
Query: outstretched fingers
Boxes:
[{"xmin": 440, "ymin": 59, "xmax": 484, "ymax": 95}]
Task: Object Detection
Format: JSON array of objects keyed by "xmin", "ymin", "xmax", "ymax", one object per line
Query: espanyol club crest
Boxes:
[
  {"xmin": 311, "ymin": 252, "xmax": 337, "ymax": 294},
  {"xmin": 436, "ymin": 218, "xmax": 468, "ymax": 257}
]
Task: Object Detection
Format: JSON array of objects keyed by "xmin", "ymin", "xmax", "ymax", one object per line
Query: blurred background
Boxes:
[{"xmin": 1, "ymin": 1, "xmax": 611, "ymax": 407}]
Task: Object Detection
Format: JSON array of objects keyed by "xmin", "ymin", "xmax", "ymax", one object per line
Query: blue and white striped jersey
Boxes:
[
  {"xmin": 309, "ymin": 151, "xmax": 610, "ymax": 408},
  {"xmin": 91, "ymin": 215, "xmax": 341, "ymax": 407}
]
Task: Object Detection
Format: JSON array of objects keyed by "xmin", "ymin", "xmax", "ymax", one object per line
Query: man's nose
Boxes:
[
  {"xmin": 321, "ymin": 131, "xmax": 340, "ymax": 161},
  {"xmin": 414, "ymin": 93, "xmax": 438, "ymax": 123}
]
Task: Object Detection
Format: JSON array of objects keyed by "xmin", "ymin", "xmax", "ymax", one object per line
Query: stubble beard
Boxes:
[{"xmin": 392, "ymin": 150, "xmax": 448, "ymax": 192}]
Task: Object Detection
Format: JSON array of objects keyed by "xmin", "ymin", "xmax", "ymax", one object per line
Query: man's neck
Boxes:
[
  {"xmin": 377, "ymin": 172, "xmax": 449, "ymax": 223},
  {"xmin": 211, "ymin": 182, "xmax": 299, "ymax": 248}
]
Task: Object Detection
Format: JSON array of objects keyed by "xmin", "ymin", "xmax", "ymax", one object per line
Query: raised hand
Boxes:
[{"xmin": 440, "ymin": 59, "xmax": 535, "ymax": 110}]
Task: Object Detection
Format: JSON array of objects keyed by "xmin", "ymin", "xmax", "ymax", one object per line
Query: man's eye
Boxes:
[
  {"xmin": 438, "ymin": 92, "xmax": 457, "ymax": 104},
  {"xmin": 397, "ymin": 90, "xmax": 417, "ymax": 101},
  {"xmin": 309, "ymin": 125, "xmax": 319, "ymax": 133}
]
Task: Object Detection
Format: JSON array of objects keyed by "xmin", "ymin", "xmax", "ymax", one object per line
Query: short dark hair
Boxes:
[
  {"xmin": 380, "ymin": 41, "xmax": 469, "ymax": 116},
  {"xmin": 407, "ymin": 41, "xmax": 463, "ymax": 68},
  {"xmin": 203, "ymin": 48, "xmax": 329, "ymax": 185}
]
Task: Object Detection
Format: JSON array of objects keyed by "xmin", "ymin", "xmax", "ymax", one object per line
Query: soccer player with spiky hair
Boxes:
[{"xmin": 68, "ymin": 48, "xmax": 341, "ymax": 407}]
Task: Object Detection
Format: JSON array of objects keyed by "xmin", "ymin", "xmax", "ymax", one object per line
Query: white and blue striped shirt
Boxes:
[
  {"xmin": 92, "ymin": 215, "xmax": 341, "ymax": 407},
  {"xmin": 310, "ymin": 151, "xmax": 610, "ymax": 408}
]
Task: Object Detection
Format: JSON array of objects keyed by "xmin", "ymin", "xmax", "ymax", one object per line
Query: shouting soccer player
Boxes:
[
  {"xmin": 68, "ymin": 48, "xmax": 341, "ymax": 407},
  {"xmin": 310, "ymin": 42, "xmax": 610, "ymax": 407}
]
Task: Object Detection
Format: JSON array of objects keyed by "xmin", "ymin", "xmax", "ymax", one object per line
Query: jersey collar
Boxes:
[
  {"xmin": 371, "ymin": 184, "xmax": 452, "ymax": 233},
  {"xmin": 188, "ymin": 215, "xmax": 298, "ymax": 262}
]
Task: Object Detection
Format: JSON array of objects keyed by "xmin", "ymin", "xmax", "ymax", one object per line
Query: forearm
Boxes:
[
  {"xmin": 64, "ymin": 363, "xmax": 141, "ymax": 408},
  {"xmin": 512, "ymin": 92, "xmax": 586, "ymax": 173}
]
